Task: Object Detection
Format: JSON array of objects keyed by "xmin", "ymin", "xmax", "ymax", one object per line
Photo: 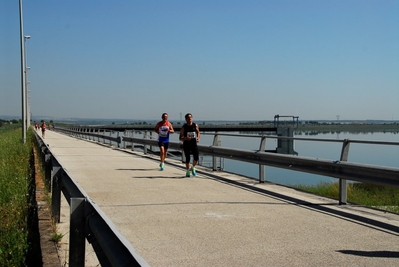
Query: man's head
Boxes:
[
  {"xmin": 185, "ymin": 113, "xmax": 193, "ymax": 123},
  {"xmin": 162, "ymin": 113, "xmax": 168, "ymax": 121}
]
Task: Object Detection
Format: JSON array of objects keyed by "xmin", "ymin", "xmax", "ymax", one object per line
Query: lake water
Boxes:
[{"xmin": 124, "ymin": 130, "xmax": 399, "ymax": 186}]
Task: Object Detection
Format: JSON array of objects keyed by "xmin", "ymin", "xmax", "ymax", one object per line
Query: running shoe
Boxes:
[
  {"xmin": 186, "ymin": 170, "xmax": 191, "ymax": 177},
  {"xmin": 191, "ymin": 167, "xmax": 197, "ymax": 176},
  {"xmin": 160, "ymin": 163, "xmax": 165, "ymax": 171}
]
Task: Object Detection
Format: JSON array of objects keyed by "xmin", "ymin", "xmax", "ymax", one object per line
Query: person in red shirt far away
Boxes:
[{"xmin": 41, "ymin": 122, "xmax": 46, "ymax": 138}]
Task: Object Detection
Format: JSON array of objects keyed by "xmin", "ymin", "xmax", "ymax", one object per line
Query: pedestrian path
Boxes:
[{"xmin": 43, "ymin": 130, "xmax": 399, "ymax": 267}]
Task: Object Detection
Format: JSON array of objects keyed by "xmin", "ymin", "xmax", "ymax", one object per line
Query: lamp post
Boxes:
[
  {"xmin": 24, "ymin": 35, "xmax": 31, "ymax": 128},
  {"xmin": 19, "ymin": 0, "xmax": 26, "ymax": 143}
]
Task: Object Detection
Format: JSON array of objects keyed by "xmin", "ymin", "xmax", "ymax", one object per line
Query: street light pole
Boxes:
[
  {"xmin": 19, "ymin": 0, "xmax": 26, "ymax": 143},
  {"xmin": 26, "ymin": 67, "xmax": 31, "ymax": 126},
  {"xmin": 24, "ymin": 35, "xmax": 31, "ymax": 128}
]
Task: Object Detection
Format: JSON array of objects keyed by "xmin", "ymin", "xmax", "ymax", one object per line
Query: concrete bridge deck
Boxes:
[{"xmin": 42, "ymin": 130, "xmax": 399, "ymax": 267}]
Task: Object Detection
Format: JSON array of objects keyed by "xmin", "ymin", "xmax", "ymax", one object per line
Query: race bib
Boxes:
[
  {"xmin": 187, "ymin": 131, "xmax": 196, "ymax": 138},
  {"xmin": 159, "ymin": 126, "xmax": 169, "ymax": 137}
]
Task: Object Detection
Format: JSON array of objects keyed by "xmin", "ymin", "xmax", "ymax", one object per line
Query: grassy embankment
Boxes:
[
  {"xmin": 0, "ymin": 124, "xmax": 34, "ymax": 266},
  {"xmin": 294, "ymin": 182, "xmax": 399, "ymax": 214}
]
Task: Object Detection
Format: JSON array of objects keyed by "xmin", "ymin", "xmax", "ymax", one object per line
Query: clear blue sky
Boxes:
[{"xmin": 1, "ymin": 0, "xmax": 398, "ymax": 121}]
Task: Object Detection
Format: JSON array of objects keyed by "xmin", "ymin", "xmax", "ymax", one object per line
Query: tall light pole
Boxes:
[
  {"xmin": 26, "ymin": 67, "xmax": 31, "ymax": 126},
  {"xmin": 19, "ymin": 0, "xmax": 26, "ymax": 143},
  {"xmin": 24, "ymin": 35, "xmax": 31, "ymax": 128}
]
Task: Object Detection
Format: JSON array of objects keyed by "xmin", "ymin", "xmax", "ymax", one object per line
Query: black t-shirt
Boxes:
[{"xmin": 182, "ymin": 123, "xmax": 197, "ymax": 145}]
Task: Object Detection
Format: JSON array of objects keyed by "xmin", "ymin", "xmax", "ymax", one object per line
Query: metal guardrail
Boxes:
[
  {"xmin": 34, "ymin": 132, "xmax": 150, "ymax": 267},
  {"xmin": 57, "ymin": 127, "xmax": 399, "ymax": 206}
]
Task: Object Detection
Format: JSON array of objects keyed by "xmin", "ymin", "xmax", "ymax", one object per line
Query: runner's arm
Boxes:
[{"xmin": 154, "ymin": 122, "xmax": 160, "ymax": 133}]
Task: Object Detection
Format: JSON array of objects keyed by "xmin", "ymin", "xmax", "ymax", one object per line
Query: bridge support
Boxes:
[{"xmin": 276, "ymin": 127, "xmax": 296, "ymax": 155}]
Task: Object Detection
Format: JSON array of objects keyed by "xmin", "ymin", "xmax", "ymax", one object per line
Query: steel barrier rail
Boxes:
[
  {"xmin": 34, "ymin": 132, "xmax": 150, "ymax": 267},
  {"xmin": 64, "ymin": 126, "xmax": 399, "ymax": 147},
  {"xmin": 196, "ymin": 132, "xmax": 399, "ymax": 204},
  {"xmin": 72, "ymin": 128, "xmax": 122, "ymax": 147},
  {"xmin": 201, "ymin": 132, "xmax": 399, "ymax": 146},
  {"xmin": 199, "ymin": 145, "xmax": 399, "ymax": 186},
  {"xmin": 120, "ymin": 136, "xmax": 399, "ymax": 187},
  {"xmin": 55, "ymin": 127, "xmax": 399, "ymax": 205}
]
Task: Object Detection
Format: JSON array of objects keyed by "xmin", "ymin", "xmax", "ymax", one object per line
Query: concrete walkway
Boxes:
[{"xmin": 42, "ymin": 130, "xmax": 399, "ymax": 267}]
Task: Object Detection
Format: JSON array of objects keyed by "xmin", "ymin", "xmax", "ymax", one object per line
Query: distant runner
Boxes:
[{"xmin": 41, "ymin": 122, "xmax": 46, "ymax": 138}]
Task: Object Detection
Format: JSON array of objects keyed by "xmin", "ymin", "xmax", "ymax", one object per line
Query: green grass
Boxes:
[
  {"xmin": 51, "ymin": 232, "xmax": 65, "ymax": 244},
  {"xmin": 0, "ymin": 127, "xmax": 34, "ymax": 267},
  {"xmin": 0, "ymin": 122, "xmax": 22, "ymax": 135},
  {"xmin": 295, "ymin": 182, "xmax": 399, "ymax": 214}
]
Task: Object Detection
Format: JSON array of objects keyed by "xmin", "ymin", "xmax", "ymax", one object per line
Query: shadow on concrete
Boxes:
[{"xmin": 337, "ymin": 250, "xmax": 399, "ymax": 258}]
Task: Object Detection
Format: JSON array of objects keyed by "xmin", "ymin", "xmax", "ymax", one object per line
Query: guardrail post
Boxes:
[
  {"xmin": 123, "ymin": 130, "xmax": 128, "ymax": 148},
  {"xmin": 44, "ymin": 152, "xmax": 52, "ymax": 190},
  {"xmin": 150, "ymin": 131, "xmax": 153, "ymax": 151},
  {"xmin": 117, "ymin": 132, "xmax": 121, "ymax": 148},
  {"xmin": 69, "ymin": 197, "xmax": 86, "ymax": 267},
  {"xmin": 258, "ymin": 136, "xmax": 267, "ymax": 183},
  {"xmin": 144, "ymin": 131, "xmax": 148, "ymax": 154},
  {"xmin": 212, "ymin": 132, "xmax": 221, "ymax": 171},
  {"xmin": 339, "ymin": 139, "xmax": 350, "ymax": 205},
  {"xmin": 131, "ymin": 131, "xmax": 135, "ymax": 151},
  {"xmin": 51, "ymin": 160, "xmax": 62, "ymax": 223}
]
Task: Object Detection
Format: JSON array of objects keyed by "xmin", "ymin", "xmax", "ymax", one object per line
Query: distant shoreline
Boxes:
[
  {"xmin": 2, "ymin": 116, "xmax": 399, "ymax": 133},
  {"xmin": 48, "ymin": 120, "xmax": 399, "ymax": 134},
  {"xmin": 295, "ymin": 123, "xmax": 399, "ymax": 132}
]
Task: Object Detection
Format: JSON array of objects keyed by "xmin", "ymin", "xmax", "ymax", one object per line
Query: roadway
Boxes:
[{"xmin": 42, "ymin": 130, "xmax": 399, "ymax": 267}]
